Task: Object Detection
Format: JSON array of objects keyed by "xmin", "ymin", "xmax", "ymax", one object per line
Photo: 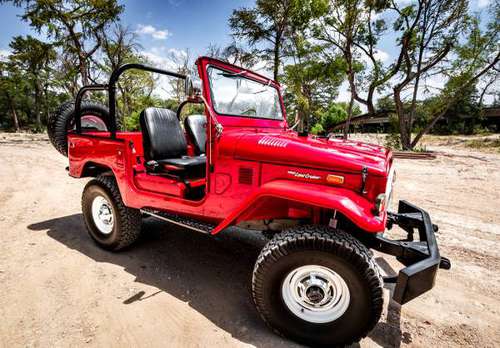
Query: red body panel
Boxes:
[
  {"xmin": 211, "ymin": 180, "xmax": 385, "ymax": 234},
  {"xmin": 68, "ymin": 57, "xmax": 393, "ymax": 234}
]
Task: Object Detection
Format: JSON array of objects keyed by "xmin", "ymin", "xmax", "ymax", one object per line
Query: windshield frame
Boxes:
[{"xmin": 206, "ymin": 65, "xmax": 284, "ymax": 121}]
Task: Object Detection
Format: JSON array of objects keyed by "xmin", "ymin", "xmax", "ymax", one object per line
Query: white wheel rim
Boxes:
[
  {"xmin": 91, "ymin": 195, "xmax": 114, "ymax": 234},
  {"xmin": 81, "ymin": 115, "xmax": 108, "ymax": 131},
  {"xmin": 281, "ymin": 265, "xmax": 350, "ymax": 323}
]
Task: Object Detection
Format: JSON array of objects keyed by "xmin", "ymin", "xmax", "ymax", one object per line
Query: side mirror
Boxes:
[{"xmin": 185, "ymin": 75, "xmax": 202, "ymax": 99}]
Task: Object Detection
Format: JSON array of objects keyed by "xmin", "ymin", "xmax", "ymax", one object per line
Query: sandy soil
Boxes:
[{"xmin": 0, "ymin": 132, "xmax": 499, "ymax": 348}]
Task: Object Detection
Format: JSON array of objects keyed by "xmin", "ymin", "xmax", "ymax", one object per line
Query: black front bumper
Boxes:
[{"xmin": 372, "ymin": 200, "xmax": 451, "ymax": 305}]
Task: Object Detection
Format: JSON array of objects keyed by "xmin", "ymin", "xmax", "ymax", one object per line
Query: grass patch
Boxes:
[{"xmin": 465, "ymin": 138, "xmax": 500, "ymax": 152}]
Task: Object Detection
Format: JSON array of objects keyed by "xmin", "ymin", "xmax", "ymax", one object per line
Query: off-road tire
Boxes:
[
  {"xmin": 81, "ymin": 175, "xmax": 141, "ymax": 251},
  {"xmin": 47, "ymin": 100, "xmax": 113, "ymax": 156},
  {"xmin": 252, "ymin": 225, "xmax": 384, "ymax": 347}
]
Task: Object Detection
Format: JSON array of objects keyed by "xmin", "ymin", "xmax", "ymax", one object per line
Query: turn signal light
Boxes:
[
  {"xmin": 326, "ymin": 174, "xmax": 344, "ymax": 185},
  {"xmin": 375, "ymin": 193, "xmax": 387, "ymax": 214}
]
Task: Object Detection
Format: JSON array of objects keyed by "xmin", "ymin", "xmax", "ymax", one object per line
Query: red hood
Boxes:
[{"xmin": 219, "ymin": 129, "xmax": 391, "ymax": 176}]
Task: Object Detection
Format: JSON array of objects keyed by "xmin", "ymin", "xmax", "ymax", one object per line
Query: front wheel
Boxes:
[
  {"xmin": 81, "ymin": 175, "xmax": 141, "ymax": 251},
  {"xmin": 252, "ymin": 226, "xmax": 384, "ymax": 347}
]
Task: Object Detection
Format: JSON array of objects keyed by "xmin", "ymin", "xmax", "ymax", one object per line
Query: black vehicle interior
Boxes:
[
  {"xmin": 140, "ymin": 107, "xmax": 207, "ymax": 182},
  {"xmin": 184, "ymin": 114, "xmax": 206, "ymax": 155}
]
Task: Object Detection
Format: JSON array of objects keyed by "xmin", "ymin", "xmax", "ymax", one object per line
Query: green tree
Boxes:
[
  {"xmin": 283, "ymin": 37, "xmax": 344, "ymax": 130},
  {"xmin": 0, "ymin": 60, "xmax": 22, "ymax": 130},
  {"xmin": 9, "ymin": 35, "xmax": 56, "ymax": 128},
  {"xmin": 168, "ymin": 49, "xmax": 196, "ymax": 104},
  {"xmin": 387, "ymin": 0, "xmax": 468, "ymax": 148},
  {"xmin": 230, "ymin": 0, "xmax": 328, "ymax": 81},
  {"xmin": 205, "ymin": 42, "xmax": 257, "ymax": 69},
  {"xmin": 314, "ymin": 0, "xmax": 402, "ymax": 138},
  {"xmin": 311, "ymin": 102, "xmax": 362, "ymax": 135},
  {"xmin": 99, "ymin": 24, "xmax": 156, "ymax": 121},
  {"xmin": 406, "ymin": 2, "xmax": 500, "ymax": 147},
  {"xmin": 8, "ymin": 0, "xmax": 123, "ymax": 90}
]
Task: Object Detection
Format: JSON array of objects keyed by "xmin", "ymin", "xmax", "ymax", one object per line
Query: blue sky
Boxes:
[
  {"xmin": 0, "ymin": 0, "xmax": 495, "ymax": 103},
  {"xmin": 1, "ymin": 0, "xmax": 492, "ymax": 60},
  {"xmin": 0, "ymin": 0, "xmax": 253, "ymax": 60}
]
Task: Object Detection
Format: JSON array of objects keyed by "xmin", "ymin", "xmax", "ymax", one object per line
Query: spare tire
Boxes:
[{"xmin": 47, "ymin": 100, "xmax": 115, "ymax": 156}]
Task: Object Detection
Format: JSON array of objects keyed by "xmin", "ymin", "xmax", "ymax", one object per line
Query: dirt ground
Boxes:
[{"xmin": 0, "ymin": 132, "xmax": 499, "ymax": 348}]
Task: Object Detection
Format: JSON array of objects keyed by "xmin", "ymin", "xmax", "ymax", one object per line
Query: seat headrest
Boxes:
[
  {"xmin": 140, "ymin": 107, "xmax": 187, "ymax": 161},
  {"xmin": 184, "ymin": 114, "xmax": 207, "ymax": 155}
]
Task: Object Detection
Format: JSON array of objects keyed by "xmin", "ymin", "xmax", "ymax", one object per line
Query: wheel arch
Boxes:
[
  {"xmin": 80, "ymin": 161, "xmax": 114, "ymax": 178},
  {"xmin": 211, "ymin": 180, "xmax": 385, "ymax": 235}
]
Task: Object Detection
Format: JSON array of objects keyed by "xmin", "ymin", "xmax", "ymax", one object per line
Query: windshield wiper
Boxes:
[
  {"xmin": 252, "ymin": 89, "xmax": 267, "ymax": 94},
  {"xmin": 219, "ymin": 71, "xmax": 247, "ymax": 78}
]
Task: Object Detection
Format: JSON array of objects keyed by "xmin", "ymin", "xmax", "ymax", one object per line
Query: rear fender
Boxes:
[
  {"xmin": 80, "ymin": 161, "xmax": 114, "ymax": 177},
  {"xmin": 211, "ymin": 180, "xmax": 385, "ymax": 234}
]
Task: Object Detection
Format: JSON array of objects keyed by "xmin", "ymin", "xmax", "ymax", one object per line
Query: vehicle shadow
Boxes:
[
  {"xmin": 369, "ymin": 258, "xmax": 413, "ymax": 348},
  {"xmin": 28, "ymin": 214, "xmax": 407, "ymax": 348}
]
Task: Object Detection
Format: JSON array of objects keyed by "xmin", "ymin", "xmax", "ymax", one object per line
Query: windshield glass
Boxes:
[{"xmin": 207, "ymin": 66, "xmax": 283, "ymax": 120}]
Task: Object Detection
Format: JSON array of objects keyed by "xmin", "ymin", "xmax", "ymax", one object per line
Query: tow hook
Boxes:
[{"xmin": 439, "ymin": 256, "xmax": 451, "ymax": 270}]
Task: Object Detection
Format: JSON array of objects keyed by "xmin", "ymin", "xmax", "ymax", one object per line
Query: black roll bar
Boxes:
[
  {"xmin": 74, "ymin": 84, "xmax": 107, "ymax": 133},
  {"xmin": 75, "ymin": 63, "xmax": 187, "ymax": 138}
]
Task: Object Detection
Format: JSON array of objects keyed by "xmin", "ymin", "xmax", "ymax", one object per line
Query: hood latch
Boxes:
[{"xmin": 360, "ymin": 167, "xmax": 368, "ymax": 194}]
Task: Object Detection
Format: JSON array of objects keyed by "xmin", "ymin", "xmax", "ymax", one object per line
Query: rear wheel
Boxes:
[
  {"xmin": 252, "ymin": 225, "xmax": 383, "ymax": 347},
  {"xmin": 81, "ymin": 175, "xmax": 141, "ymax": 251}
]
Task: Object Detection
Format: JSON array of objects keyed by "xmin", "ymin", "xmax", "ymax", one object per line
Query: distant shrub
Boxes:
[
  {"xmin": 384, "ymin": 133, "xmax": 401, "ymax": 150},
  {"xmin": 466, "ymin": 138, "xmax": 500, "ymax": 151}
]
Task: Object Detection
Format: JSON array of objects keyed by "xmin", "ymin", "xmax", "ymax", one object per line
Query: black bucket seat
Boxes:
[{"xmin": 140, "ymin": 107, "xmax": 206, "ymax": 178}]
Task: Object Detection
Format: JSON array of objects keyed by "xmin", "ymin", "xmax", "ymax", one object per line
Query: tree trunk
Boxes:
[
  {"xmin": 411, "ymin": 108, "xmax": 447, "ymax": 147},
  {"xmin": 394, "ymin": 88, "xmax": 411, "ymax": 150},
  {"xmin": 118, "ymin": 84, "xmax": 130, "ymax": 117},
  {"xmin": 34, "ymin": 78, "xmax": 42, "ymax": 128},
  {"xmin": 343, "ymin": 95, "xmax": 354, "ymax": 139},
  {"xmin": 366, "ymin": 88, "xmax": 376, "ymax": 116},
  {"xmin": 343, "ymin": 29, "xmax": 357, "ymax": 140},
  {"xmin": 43, "ymin": 84, "xmax": 50, "ymax": 124},
  {"xmin": 6, "ymin": 91, "xmax": 20, "ymax": 131},
  {"xmin": 273, "ymin": 32, "xmax": 281, "ymax": 82},
  {"xmin": 79, "ymin": 55, "xmax": 89, "ymax": 86},
  {"xmin": 408, "ymin": 4, "xmax": 428, "ymax": 129},
  {"xmin": 411, "ymin": 52, "xmax": 500, "ymax": 148}
]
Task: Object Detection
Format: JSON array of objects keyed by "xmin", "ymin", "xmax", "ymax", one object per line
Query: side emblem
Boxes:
[{"xmin": 287, "ymin": 170, "xmax": 321, "ymax": 180}]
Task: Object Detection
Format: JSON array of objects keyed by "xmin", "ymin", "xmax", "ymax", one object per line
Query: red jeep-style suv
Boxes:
[{"xmin": 47, "ymin": 57, "xmax": 450, "ymax": 347}]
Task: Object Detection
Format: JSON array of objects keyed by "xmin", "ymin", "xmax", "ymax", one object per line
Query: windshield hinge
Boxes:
[{"xmin": 215, "ymin": 123, "xmax": 224, "ymax": 138}]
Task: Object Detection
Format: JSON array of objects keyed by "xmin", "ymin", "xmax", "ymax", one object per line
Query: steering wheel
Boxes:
[{"xmin": 241, "ymin": 108, "xmax": 257, "ymax": 115}]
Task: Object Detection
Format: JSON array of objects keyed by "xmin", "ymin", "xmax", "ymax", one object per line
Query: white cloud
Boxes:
[
  {"xmin": 477, "ymin": 0, "xmax": 490, "ymax": 8},
  {"xmin": 394, "ymin": 0, "xmax": 412, "ymax": 5},
  {"xmin": 374, "ymin": 49, "xmax": 390, "ymax": 63},
  {"xmin": 139, "ymin": 46, "xmax": 190, "ymax": 98},
  {"xmin": 249, "ymin": 59, "xmax": 273, "ymax": 79},
  {"xmin": 0, "ymin": 49, "xmax": 10, "ymax": 62},
  {"xmin": 168, "ymin": 48, "xmax": 188, "ymax": 62},
  {"xmin": 360, "ymin": 49, "xmax": 390, "ymax": 65},
  {"xmin": 420, "ymin": 74, "xmax": 446, "ymax": 97},
  {"xmin": 168, "ymin": 0, "xmax": 183, "ymax": 7},
  {"xmin": 336, "ymin": 81, "xmax": 352, "ymax": 103},
  {"xmin": 142, "ymin": 51, "xmax": 176, "ymax": 71},
  {"xmin": 141, "ymin": 47, "xmax": 187, "ymax": 68},
  {"xmin": 370, "ymin": 11, "xmax": 383, "ymax": 21},
  {"xmin": 136, "ymin": 24, "xmax": 171, "ymax": 40}
]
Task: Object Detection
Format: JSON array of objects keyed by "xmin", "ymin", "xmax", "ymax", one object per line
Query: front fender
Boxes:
[{"xmin": 211, "ymin": 180, "xmax": 385, "ymax": 234}]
